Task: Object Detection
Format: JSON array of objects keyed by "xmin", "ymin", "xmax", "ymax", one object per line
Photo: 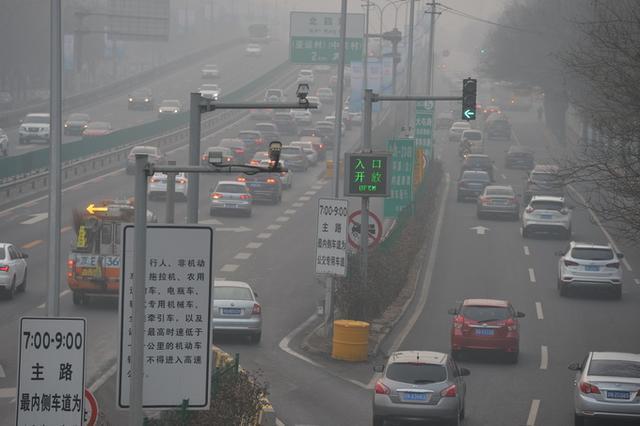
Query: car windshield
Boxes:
[
  {"xmin": 214, "ymin": 286, "xmax": 253, "ymax": 301},
  {"xmin": 571, "ymin": 248, "xmax": 614, "ymax": 261},
  {"xmin": 255, "ymin": 124, "xmax": 274, "ymax": 131},
  {"xmin": 386, "ymin": 363, "xmax": 447, "ymax": 384},
  {"xmin": 266, "ymin": 90, "xmax": 281, "ymax": 97},
  {"xmin": 68, "ymin": 113, "xmax": 89, "ymax": 121},
  {"xmin": 588, "ymin": 360, "xmax": 640, "ymax": 378},
  {"xmin": 238, "ymin": 132, "xmax": 258, "ymax": 139},
  {"xmin": 201, "ymin": 85, "xmax": 218, "ymax": 90},
  {"xmin": 25, "ymin": 115, "xmax": 49, "ymax": 124},
  {"xmin": 461, "ymin": 306, "xmax": 511, "ymax": 321},
  {"xmin": 467, "ymin": 158, "xmax": 491, "ymax": 166},
  {"xmin": 530, "ymin": 200, "xmax": 563, "ymax": 211},
  {"xmin": 133, "ymin": 89, "xmax": 151, "ymax": 96},
  {"xmin": 204, "ymin": 64, "xmax": 217, "ymax": 69},
  {"xmin": 486, "ymin": 188, "xmax": 513, "ymax": 196},
  {"xmin": 216, "ymin": 184, "xmax": 246, "ymax": 193}
]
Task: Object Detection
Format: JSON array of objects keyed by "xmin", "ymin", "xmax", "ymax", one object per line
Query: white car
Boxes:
[
  {"xmin": 557, "ymin": 242, "xmax": 624, "ymax": 298},
  {"xmin": 0, "ymin": 243, "xmax": 28, "ymax": 298},
  {"xmin": 522, "ymin": 196, "xmax": 572, "ymax": 239},
  {"xmin": 148, "ymin": 172, "xmax": 189, "ymax": 201},
  {"xmin": 448, "ymin": 121, "xmax": 471, "ymax": 142},
  {"xmin": 198, "ymin": 84, "xmax": 220, "ymax": 100},
  {"xmin": 19, "ymin": 113, "xmax": 50, "ymax": 144},
  {"xmin": 324, "ymin": 116, "xmax": 345, "ymax": 135},
  {"xmin": 290, "ymin": 109, "xmax": 312, "ymax": 125},
  {"xmin": 290, "ymin": 141, "xmax": 318, "ymax": 165},
  {"xmin": 157, "ymin": 100, "xmax": 183, "ymax": 118},
  {"xmin": 296, "ymin": 69, "xmax": 315, "ymax": 85},
  {"xmin": 461, "ymin": 129, "xmax": 484, "ymax": 154},
  {"xmin": 245, "ymin": 43, "xmax": 262, "ymax": 56},
  {"xmin": 306, "ymin": 96, "xmax": 323, "ymax": 113},
  {"xmin": 201, "ymin": 64, "xmax": 219, "ymax": 79}
]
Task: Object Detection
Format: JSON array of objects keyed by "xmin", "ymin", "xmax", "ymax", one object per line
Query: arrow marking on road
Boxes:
[
  {"xmin": 20, "ymin": 213, "xmax": 48, "ymax": 225},
  {"xmin": 216, "ymin": 226, "xmax": 252, "ymax": 232},
  {"xmin": 470, "ymin": 226, "xmax": 489, "ymax": 235}
]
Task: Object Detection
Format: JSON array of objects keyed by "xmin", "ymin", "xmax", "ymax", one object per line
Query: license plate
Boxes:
[
  {"xmin": 606, "ymin": 391, "xmax": 630, "ymax": 400},
  {"xmin": 221, "ymin": 308, "xmax": 241, "ymax": 315},
  {"xmin": 539, "ymin": 214, "xmax": 552, "ymax": 219},
  {"xmin": 402, "ymin": 392, "xmax": 427, "ymax": 401},
  {"xmin": 475, "ymin": 328, "xmax": 495, "ymax": 336},
  {"xmin": 225, "ymin": 204, "xmax": 237, "ymax": 208},
  {"xmin": 79, "ymin": 267, "xmax": 100, "ymax": 277},
  {"xmin": 585, "ymin": 265, "xmax": 600, "ymax": 272}
]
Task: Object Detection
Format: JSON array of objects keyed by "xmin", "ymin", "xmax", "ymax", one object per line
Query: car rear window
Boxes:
[
  {"xmin": 281, "ymin": 147, "xmax": 301, "ymax": 155},
  {"xmin": 215, "ymin": 184, "xmax": 246, "ymax": 193},
  {"xmin": 461, "ymin": 306, "xmax": 511, "ymax": 321},
  {"xmin": 531, "ymin": 172, "xmax": 560, "ymax": 183},
  {"xmin": 386, "ymin": 363, "xmax": 447, "ymax": 384},
  {"xmin": 588, "ymin": 360, "xmax": 640, "ymax": 378},
  {"xmin": 214, "ymin": 286, "xmax": 253, "ymax": 300},
  {"xmin": 238, "ymin": 132, "xmax": 259, "ymax": 139},
  {"xmin": 68, "ymin": 113, "xmax": 89, "ymax": 121},
  {"xmin": 26, "ymin": 115, "xmax": 49, "ymax": 124},
  {"xmin": 462, "ymin": 171, "xmax": 490, "ymax": 181},
  {"xmin": 131, "ymin": 146, "xmax": 157, "ymax": 155},
  {"xmin": 266, "ymin": 90, "xmax": 281, "ymax": 97},
  {"xmin": 571, "ymin": 248, "xmax": 614, "ymax": 261},
  {"xmin": 467, "ymin": 157, "xmax": 490, "ymax": 166},
  {"xmin": 530, "ymin": 200, "xmax": 563, "ymax": 211},
  {"xmin": 486, "ymin": 188, "xmax": 513, "ymax": 196},
  {"xmin": 464, "ymin": 132, "xmax": 482, "ymax": 140},
  {"xmin": 0, "ymin": 247, "xmax": 5, "ymax": 259}
]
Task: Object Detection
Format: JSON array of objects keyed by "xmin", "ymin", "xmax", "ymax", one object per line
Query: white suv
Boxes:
[
  {"xmin": 556, "ymin": 242, "xmax": 624, "ymax": 298},
  {"xmin": 19, "ymin": 113, "xmax": 50, "ymax": 144},
  {"xmin": 522, "ymin": 196, "xmax": 572, "ymax": 239}
]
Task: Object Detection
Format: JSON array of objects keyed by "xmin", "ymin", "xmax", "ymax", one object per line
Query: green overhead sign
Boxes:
[{"xmin": 384, "ymin": 138, "xmax": 415, "ymax": 218}]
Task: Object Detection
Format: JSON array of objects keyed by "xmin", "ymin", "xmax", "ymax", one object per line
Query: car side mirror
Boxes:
[
  {"xmin": 22, "ymin": 253, "xmax": 29, "ymax": 259},
  {"xmin": 253, "ymin": 291, "xmax": 258, "ymax": 298},
  {"xmin": 516, "ymin": 311, "xmax": 525, "ymax": 318},
  {"xmin": 459, "ymin": 367, "xmax": 471, "ymax": 377},
  {"xmin": 617, "ymin": 252, "xmax": 624, "ymax": 259},
  {"xmin": 373, "ymin": 365, "xmax": 384, "ymax": 373},
  {"xmin": 447, "ymin": 308, "xmax": 458, "ymax": 315},
  {"xmin": 568, "ymin": 362, "xmax": 582, "ymax": 371}
]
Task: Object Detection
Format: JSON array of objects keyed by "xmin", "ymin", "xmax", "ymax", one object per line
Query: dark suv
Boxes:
[
  {"xmin": 273, "ymin": 112, "xmax": 298, "ymax": 136},
  {"xmin": 505, "ymin": 146, "xmax": 534, "ymax": 169},
  {"xmin": 461, "ymin": 154, "xmax": 494, "ymax": 181}
]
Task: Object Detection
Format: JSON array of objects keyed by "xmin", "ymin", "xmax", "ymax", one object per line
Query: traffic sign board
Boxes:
[
  {"xmin": 344, "ymin": 152, "xmax": 392, "ymax": 197},
  {"xmin": 348, "ymin": 210, "xmax": 382, "ymax": 249},
  {"xmin": 118, "ymin": 225, "xmax": 213, "ymax": 410},
  {"xmin": 415, "ymin": 101, "xmax": 434, "ymax": 158},
  {"xmin": 289, "ymin": 12, "xmax": 365, "ymax": 64},
  {"xmin": 84, "ymin": 388, "xmax": 99, "ymax": 426},
  {"xmin": 16, "ymin": 317, "xmax": 86, "ymax": 426},
  {"xmin": 384, "ymin": 138, "xmax": 415, "ymax": 218},
  {"xmin": 316, "ymin": 198, "xmax": 349, "ymax": 276}
]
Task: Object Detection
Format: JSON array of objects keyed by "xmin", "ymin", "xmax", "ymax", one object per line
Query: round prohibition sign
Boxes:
[
  {"xmin": 348, "ymin": 210, "xmax": 382, "ymax": 250},
  {"xmin": 84, "ymin": 388, "xmax": 99, "ymax": 426}
]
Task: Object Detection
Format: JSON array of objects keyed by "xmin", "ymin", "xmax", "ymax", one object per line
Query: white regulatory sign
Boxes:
[
  {"xmin": 16, "ymin": 317, "xmax": 86, "ymax": 426},
  {"xmin": 316, "ymin": 198, "xmax": 349, "ymax": 276},
  {"xmin": 118, "ymin": 225, "xmax": 213, "ymax": 410}
]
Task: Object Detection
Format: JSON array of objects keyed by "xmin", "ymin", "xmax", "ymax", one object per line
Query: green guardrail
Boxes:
[{"xmin": 0, "ymin": 60, "xmax": 292, "ymax": 181}]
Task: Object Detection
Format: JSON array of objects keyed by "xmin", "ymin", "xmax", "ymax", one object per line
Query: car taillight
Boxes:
[
  {"xmin": 579, "ymin": 381, "xmax": 600, "ymax": 394},
  {"xmin": 226, "ymin": 157, "xmax": 233, "ymax": 162},
  {"xmin": 458, "ymin": 181, "xmax": 465, "ymax": 188},
  {"xmin": 479, "ymin": 196, "xmax": 489, "ymax": 205},
  {"xmin": 564, "ymin": 260, "xmax": 579, "ymax": 267},
  {"xmin": 250, "ymin": 160, "xmax": 260, "ymax": 166},
  {"xmin": 280, "ymin": 171, "xmax": 287, "ymax": 176},
  {"xmin": 211, "ymin": 193, "xmax": 223, "ymax": 199},
  {"xmin": 256, "ymin": 138, "xmax": 264, "ymax": 145},
  {"xmin": 506, "ymin": 318, "xmax": 517, "ymax": 331},
  {"xmin": 236, "ymin": 176, "xmax": 247, "ymax": 182},
  {"xmin": 266, "ymin": 178, "xmax": 277, "ymax": 184},
  {"xmin": 176, "ymin": 178, "xmax": 186, "ymax": 184},
  {"xmin": 525, "ymin": 207, "xmax": 534, "ymax": 213},
  {"xmin": 453, "ymin": 315, "xmax": 464, "ymax": 330},
  {"xmin": 150, "ymin": 177, "xmax": 159, "ymax": 183},
  {"xmin": 375, "ymin": 381, "xmax": 390, "ymax": 395},
  {"xmin": 240, "ymin": 194, "xmax": 252, "ymax": 200},
  {"xmin": 251, "ymin": 303, "xmax": 261, "ymax": 315},
  {"xmin": 201, "ymin": 154, "xmax": 207, "ymax": 161},
  {"xmin": 66, "ymin": 259, "xmax": 75, "ymax": 277},
  {"xmin": 319, "ymin": 144, "xmax": 324, "ymax": 149},
  {"xmin": 235, "ymin": 148, "xmax": 245, "ymax": 154},
  {"xmin": 606, "ymin": 262, "xmax": 620, "ymax": 269},
  {"xmin": 0, "ymin": 265, "xmax": 9, "ymax": 272},
  {"xmin": 441, "ymin": 384, "xmax": 457, "ymax": 397}
]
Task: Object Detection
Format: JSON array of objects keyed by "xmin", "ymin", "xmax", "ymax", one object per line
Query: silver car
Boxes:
[
  {"xmin": 570, "ymin": 352, "xmax": 640, "ymax": 425},
  {"xmin": 209, "ymin": 181, "xmax": 252, "ymax": 217},
  {"xmin": 212, "ymin": 280, "xmax": 262, "ymax": 343},
  {"xmin": 476, "ymin": 185, "xmax": 520, "ymax": 220},
  {"xmin": 373, "ymin": 351, "xmax": 469, "ymax": 426},
  {"xmin": 557, "ymin": 242, "xmax": 624, "ymax": 298}
]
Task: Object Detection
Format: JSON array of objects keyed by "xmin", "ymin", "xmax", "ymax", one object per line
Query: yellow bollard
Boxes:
[
  {"xmin": 326, "ymin": 159, "xmax": 334, "ymax": 178},
  {"xmin": 331, "ymin": 320, "xmax": 369, "ymax": 361}
]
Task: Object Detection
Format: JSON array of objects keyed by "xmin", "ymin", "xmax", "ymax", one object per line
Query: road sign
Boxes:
[
  {"xmin": 384, "ymin": 138, "xmax": 416, "ymax": 218},
  {"xmin": 118, "ymin": 225, "xmax": 213, "ymax": 409},
  {"xmin": 16, "ymin": 317, "xmax": 86, "ymax": 426},
  {"xmin": 415, "ymin": 101, "xmax": 434, "ymax": 158},
  {"xmin": 289, "ymin": 12, "xmax": 365, "ymax": 64},
  {"xmin": 316, "ymin": 198, "xmax": 349, "ymax": 276},
  {"xmin": 344, "ymin": 152, "xmax": 392, "ymax": 197},
  {"xmin": 84, "ymin": 388, "xmax": 99, "ymax": 426},
  {"xmin": 348, "ymin": 210, "xmax": 383, "ymax": 249}
]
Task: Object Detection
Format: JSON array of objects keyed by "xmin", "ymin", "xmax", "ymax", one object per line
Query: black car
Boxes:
[
  {"xmin": 485, "ymin": 113, "xmax": 511, "ymax": 140},
  {"xmin": 273, "ymin": 112, "xmax": 298, "ymax": 136},
  {"xmin": 461, "ymin": 154, "xmax": 494, "ymax": 181},
  {"xmin": 236, "ymin": 173, "xmax": 282, "ymax": 204},
  {"xmin": 315, "ymin": 125, "xmax": 335, "ymax": 147},
  {"xmin": 505, "ymin": 146, "xmax": 534, "ymax": 169},
  {"xmin": 128, "ymin": 88, "xmax": 154, "ymax": 110},
  {"xmin": 524, "ymin": 164, "xmax": 564, "ymax": 204},
  {"xmin": 237, "ymin": 130, "xmax": 265, "ymax": 157},
  {"xmin": 457, "ymin": 170, "xmax": 491, "ymax": 201},
  {"xmin": 64, "ymin": 113, "xmax": 90, "ymax": 135}
]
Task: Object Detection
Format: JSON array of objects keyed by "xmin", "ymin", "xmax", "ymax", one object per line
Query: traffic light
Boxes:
[{"xmin": 462, "ymin": 78, "xmax": 477, "ymax": 120}]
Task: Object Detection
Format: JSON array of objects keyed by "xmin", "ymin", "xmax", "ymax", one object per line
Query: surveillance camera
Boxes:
[
  {"xmin": 297, "ymin": 83, "xmax": 310, "ymax": 101},
  {"xmin": 208, "ymin": 150, "xmax": 223, "ymax": 165},
  {"xmin": 268, "ymin": 141, "xmax": 282, "ymax": 169}
]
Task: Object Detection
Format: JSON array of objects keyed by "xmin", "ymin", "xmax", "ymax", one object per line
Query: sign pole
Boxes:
[
  {"xmin": 130, "ymin": 154, "xmax": 148, "ymax": 426},
  {"xmin": 361, "ymin": 88, "xmax": 373, "ymax": 288},
  {"xmin": 187, "ymin": 92, "xmax": 201, "ymax": 224},
  {"xmin": 166, "ymin": 160, "xmax": 176, "ymax": 223},
  {"xmin": 405, "ymin": 0, "xmax": 415, "ymax": 122}
]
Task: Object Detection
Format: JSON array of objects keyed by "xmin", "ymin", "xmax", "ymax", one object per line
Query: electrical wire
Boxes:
[{"xmin": 439, "ymin": 4, "xmax": 542, "ymax": 35}]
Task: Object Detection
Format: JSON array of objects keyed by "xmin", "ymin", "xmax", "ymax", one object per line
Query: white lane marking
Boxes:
[
  {"xmin": 635, "ymin": 278, "xmax": 640, "ymax": 285},
  {"xmin": 529, "ymin": 268, "xmax": 536, "ymax": 283},
  {"xmin": 523, "ymin": 246, "xmax": 530, "ymax": 256},
  {"xmin": 278, "ymin": 313, "xmax": 324, "ymax": 368},
  {"xmin": 540, "ymin": 346, "xmax": 549, "ymax": 370},
  {"xmin": 312, "ymin": 185, "xmax": 322, "ymax": 190},
  {"xmin": 284, "ymin": 209, "xmax": 296, "ymax": 214},
  {"xmin": 501, "ymin": 174, "xmax": 507, "ymax": 180},
  {"xmin": 220, "ymin": 264, "xmax": 239, "ymax": 272},
  {"xmin": 535, "ymin": 302, "xmax": 544, "ymax": 320},
  {"xmin": 89, "ymin": 363, "xmax": 118, "ymax": 393},
  {"xmin": 0, "ymin": 363, "xmax": 5, "ymax": 378},
  {"xmin": 292, "ymin": 202, "xmax": 304, "ymax": 208},
  {"xmin": 199, "ymin": 218, "xmax": 223, "ymax": 225},
  {"xmin": 299, "ymin": 196, "xmax": 311, "ymax": 201},
  {"xmin": 527, "ymin": 399, "xmax": 540, "ymax": 425},
  {"xmin": 568, "ymin": 185, "xmax": 632, "ymax": 272},
  {"xmin": 246, "ymin": 242, "xmax": 263, "ymax": 249},
  {"xmin": 275, "ymin": 419, "xmax": 285, "ymax": 426},
  {"xmin": 257, "ymin": 233, "xmax": 272, "ymax": 239},
  {"xmin": 304, "ymin": 191, "xmax": 316, "ymax": 195},
  {"xmin": 214, "ymin": 277, "xmax": 227, "ymax": 281},
  {"xmin": 234, "ymin": 252, "xmax": 252, "ymax": 260},
  {"xmin": 0, "ymin": 387, "xmax": 15, "ymax": 398},
  {"xmin": 276, "ymin": 216, "xmax": 290, "ymax": 223},
  {"xmin": 20, "ymin": 212, "xmax": 48, "ymax": 225},
  {"xmin": 266, "ymin": 224, "xmax": 281, "ymax": 230},
  {"xmin": 37, "ymin": 289, "xmax": 71, "ymax": 309}
]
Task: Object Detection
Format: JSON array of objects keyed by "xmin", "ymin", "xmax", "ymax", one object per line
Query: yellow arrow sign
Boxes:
[{"xmin": 86, "ymin": 204, "xmax": 108, "ymax": 214}]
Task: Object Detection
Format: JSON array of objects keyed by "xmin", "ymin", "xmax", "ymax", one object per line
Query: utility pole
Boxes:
[
  {"xmin": 426, "ymin": 0, "xmax": 437, "ymax": 95},
  {"xmin": 405, "ymin": 0, "xmax": 415, "ymax": 124},
  {"xmin": 363, "ymin": 0, "xmax": 370, "ymax": 93},
  {"xmin": 187, "ymin": 92, "xmax": 201, "ymax": 224},
  {"xmin": 47, "ymin": 0, "xmax": 62, "ymax": 317}
]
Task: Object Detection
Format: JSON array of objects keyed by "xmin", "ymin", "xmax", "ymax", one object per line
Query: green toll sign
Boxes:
[{"xmin": 344, "ymin": 152, "xmax": 391, "ymax": 197}]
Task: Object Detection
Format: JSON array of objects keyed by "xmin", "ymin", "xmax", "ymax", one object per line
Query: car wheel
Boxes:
[
  {"xmin": 456, "ymin": 194, "xmax": 463, "ymax": 202},
  {"xmin": 372, "ymin": 415, "xmax": 385, "ymax": 426},
  {"xmin": 522, "ymin": 227, "xmax": 529, "ymax": 238},
  {"xmin": 507, "ymin": 351, "xmax": 519, "ymax": 364},
  {"xmin": 72, "ymin": 291, "xmax": 82, "ymax": 305},
  {"xmin": 6, "ymin": 276, "xmax": 16, "ymax": 299},
  {"xmin": 451, "ymin": 350, "xmax": 462, "ymax": 361},
  {"xmin": 574, "ymin": 414, "xmax": 585, "ymax": 426},
  {"xmin": 613, "ymin": 286, "xmax": 622, "ymax": 300},
  {"xmin": 476, "ymin": 210, "xmax": 483, "ymax": 219},
  {"xmin": 209, "ymin": 208, "xmax": 216, "ymax": 217},
  {"xmin": 19, "ymin": 269, "xmax": 27, "ymax": 292},
  {"xmin": 250, "ymin": 332, "xmax": 261, "ymax": 344},
  {"xmin": 557, "ymin": 279, "xmax": 568, "ymax": 297},
  {"xmin": 245, "ymin": 209, "xmax": 252, "ymax": 218}
]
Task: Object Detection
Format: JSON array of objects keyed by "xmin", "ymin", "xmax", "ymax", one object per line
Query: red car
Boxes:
[
  {"xmin": 82, "ymin": 121, "xmax": 112, "ymax": 137},
  {"xmin": 449, "ymin": 298, "xmax": 524, "ymax": 363}
]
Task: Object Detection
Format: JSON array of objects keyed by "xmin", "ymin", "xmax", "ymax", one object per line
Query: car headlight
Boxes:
[
  {"xmin": 159, "ymin": 109, "xmax": 162, "ymax": 113},
  {"xmin": 174, "ymin": 109, "xmax": 179, "ymax": 113},
  {"xmin": 128, "ymin": 97, "xmax": 133, "ymax": 102},
  {"xmin": 64, "ymin": 123, "xmax": 68, "ymax": 128},
  {"xmin": 144, "ymin": 98, "xmax": 149, "ymax": 102}
]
